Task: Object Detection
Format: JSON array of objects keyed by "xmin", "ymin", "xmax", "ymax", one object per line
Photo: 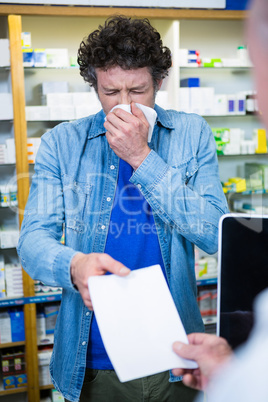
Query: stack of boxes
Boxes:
[
  {"xmin": 179, "ymin": 46, "xmax": 252, "ymax": 68},
  {"xmin": 0, "ymin": 138, "xmax": 16, "ymax": 164},
  {"xmin": 34, "ymin": 280, "xmax": 62, "ymax": 295},
  {"xmin": 38, "ymin": 348, "xmax": 53, "ymax": 386},
  {"xmin": 36, "ymin": 303, "xmax": 60, "ymax": 345},
  {"xmin": 213, "ymin": 128, "xmax": 267, "ymax": 156},
  {"xmin": 0, "ymin": 310, "xmax": 25, "ymax": 344},
  {"xmin": 0, "ymin": 229, "xmax": 20, "ymax": 250},
  {"xmin": 198, "ymin": 288, "xmax": 217, "ymax": 318},
  {"xmin": 27, "ymin": 137, "xmax": 41, "ymax": 164},
  {"xmin": 178, "ymin": 77, "xmax": 247, "ymax": 116},
  {"xmin": 0, "ymin": 256, "xmax": 23, "ymax": 298},
  {"xmin": 0, "ymin": 39, "xmax": 13, "ymax": 122},
  {"xmin": 25, "ymin": 81, "xmax": 101, "ymax": 121},
  {"xmin": 1, "ymin": 348, "xmax": 27, "ymax": 390},
  {"xmin": 22, "ymin": 32, "xmax": 70, "ymax": 69}
]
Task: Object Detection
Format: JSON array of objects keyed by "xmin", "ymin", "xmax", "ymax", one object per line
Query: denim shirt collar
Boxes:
[{"xmin": 87, "ymin": 104, "xmax": 174, "ymax": 140}]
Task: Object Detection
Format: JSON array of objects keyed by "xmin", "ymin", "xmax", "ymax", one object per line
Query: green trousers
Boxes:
[{"xmin": 66, "ymin": 369, "xmax": 200, "ymax": 402}]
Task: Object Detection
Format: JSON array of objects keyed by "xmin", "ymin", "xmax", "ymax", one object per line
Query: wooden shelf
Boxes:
[
  {"xmin": 0, "ymin": 5, "xmax": 247, "ymax": 19},
  {"xmin": 39, "ymin": 384, "xmax": 54, "ymax": 390},
  {"xmin": 0, "ymin": 386, "xmax": 27, "ymax": 396},
  {"xmin": 0, "ymin": 341, "xmax": 25, "ymax": 349}
]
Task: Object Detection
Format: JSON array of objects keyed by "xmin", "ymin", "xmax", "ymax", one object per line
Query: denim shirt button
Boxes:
[
  {"xmin": 106, "ymin": 197, "xmax": 111, "ymax": 202},
  {"xmin": 82, "ymin": 341, "xmax": 86, "ymax": 346},
  {"xmin": 86, "ymin": 312, "xmax": 90, "ymax": 316},
  {"xmin": 101, "ymin": 225, "xmax": 106, "ymax": 230},
  {"xmin": 137, "ymin": 184, "xmax": 141, "ymax": 189},
  {"xmin": 110, "ymin": 165, "xmax": 115, "ymax": 170}
]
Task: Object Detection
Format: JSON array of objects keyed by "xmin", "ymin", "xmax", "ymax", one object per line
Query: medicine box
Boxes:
[
  {"xmin": 39, "ymin": 81, "xmax": 69, "ymax": 94},
  {"xmin": 0, "ymin": 93, "xmax": 13, "ymax": 120},
  {"xmin": 180, "ymin": 77, "xmax": 200, "ymax": 87},
  {"xmin": 51, "ymin": 389, "xmax": 65, "ymax": 402},
  {"xmin": 25, "ymin": 106, "xmax": 50, "ymax": 121},
  {"xmin": 6, "ymin": 138, "xmax": 16, "ymax": 164},
  {"xmin": 245, "ymin": 163, "xmax": 268, "ymax": 190},
  {"xmin": 0, "ymin": 312, "xmax": 12, "ymax": 343},
  {"xmin": 0, "ymin": 39, "xmax": 10, "ymax": 67},
  {"xmin": 253, "ymin": 128, "xmax": 267, "ymax": 154},
  {"xmin": 22, "ymin": 48, "xmax": 34, "ymax": 67},
  {"xmin": 43, "ymin": 93, "xmax": 73, "ymax": 107},
  {"xmin": 15, "ymin": 373, "xmax": 27, "ymax": 388},
  {"xmin": 49, "ymin": 105, "xmax": 75, "ymax": 121},
  {"xmin": 38, "ymin": 349, "xmax": 53, "ymax": 386},
  {"xmin": 9, "ymin": 310, "xmax": 25, "ymax": 342},
  {"xmin": 3, "ymin": 375, "xmax": 16, "ymax": 390},
  {"xmin": 0, "ymin": 230, "xmax": 20, "ymax": 249},
  {"xmin": 44, "ymin": 304, "xmax": 59, "ymax": 335},
  {"xmin": 34, "ymin": 49, "xmax": 47, "ymax": 67},
  {"xmin": 46, "ymin": 48, "xmax": 69, "ymax": 68},
  {"xmin": 0, "ymin": 255, "xmax": 5, "ymax": 298},
  {"xmin": 21, "ymin": 32, "xmax": 31, "ymax": 48}
]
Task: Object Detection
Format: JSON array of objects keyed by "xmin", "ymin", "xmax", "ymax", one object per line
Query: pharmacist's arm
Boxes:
[
  {"xmin": 17, "ymin": 131, "xmax": 129, "ymax": 297},
  {"xmin": 130, "ymin": 120, "xmax": 228, "ymax": 254}
]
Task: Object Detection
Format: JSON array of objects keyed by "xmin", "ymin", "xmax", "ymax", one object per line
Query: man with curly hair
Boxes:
[{"xmin": 18, "ymin": 16, "xmax": 228, "ymax": 402}]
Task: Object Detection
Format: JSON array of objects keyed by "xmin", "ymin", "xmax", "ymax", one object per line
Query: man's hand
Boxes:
[
  {"xmin": 104, "ymin": 102, "xmax": 151, "ymax": 170},
  {"xmin": 172, "ymin": 333, "xmax": 232, "ymax": 391},
  {"xmin": 71, "ymin": 252, "xmax": 130, "ymax": 310}
]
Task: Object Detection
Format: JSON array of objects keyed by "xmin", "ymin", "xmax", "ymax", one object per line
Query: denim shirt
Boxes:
[{"xmin": 17, "ymin": 104, "xmax": 228, "ymax": 402}]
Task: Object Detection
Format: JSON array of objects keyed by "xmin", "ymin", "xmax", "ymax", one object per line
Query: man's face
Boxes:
[{"xmin": 96, "ymin": 66, "xmax": 160, "ymax": 115}]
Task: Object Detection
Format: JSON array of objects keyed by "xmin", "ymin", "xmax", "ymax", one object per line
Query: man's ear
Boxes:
[{"xmin": 157, "ymin": 80, "xmax": 163, "ymax": 91}]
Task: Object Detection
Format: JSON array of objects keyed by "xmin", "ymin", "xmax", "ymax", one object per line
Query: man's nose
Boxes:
[{"xmin": 119, "ymin": 92, "xmax": 131, "ymax": 105}]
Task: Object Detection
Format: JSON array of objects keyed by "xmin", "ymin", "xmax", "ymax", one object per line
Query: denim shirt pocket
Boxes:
[
  {"xmin": 62, "ymin": 174, "xmax": 93, "ymax": 234},
  {"xmin": 173, "ymin": 156, "xmax": 198, "ymax": 185}
]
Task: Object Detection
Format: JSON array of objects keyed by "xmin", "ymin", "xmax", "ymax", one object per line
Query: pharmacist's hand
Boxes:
[
  {"xmin": 70, "ymin": 252, "xmax": 130, "ymax": 310},
  {"xmin": 104, "ymin": 102, "xmax": 151, "ymax": 170},
  {"xmin": 172, "ymin": 333, "xmax": 232, "ymax": 391}
]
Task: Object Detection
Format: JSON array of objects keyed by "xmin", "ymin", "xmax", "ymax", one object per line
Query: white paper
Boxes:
[{"xmin": 88, "ymin": 265, "xmax": 198, "ymax": 382}]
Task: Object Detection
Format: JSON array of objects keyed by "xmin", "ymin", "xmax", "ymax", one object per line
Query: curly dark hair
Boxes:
[{"xmin": 77, "ymin": 16, "xmax": 172, "ymax": 92}]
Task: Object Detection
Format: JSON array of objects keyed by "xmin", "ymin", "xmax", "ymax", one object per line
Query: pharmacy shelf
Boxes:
[
  {"xmin": 0, "ymin": 386, "xmax": 27, "ymax": 396},
  {"xmin": 203, "ymin": 114, "xmax": 258, "ymax": 117},
  {"xmin": 39, "ymin": 384, "xmax": 54, "ymax": 390},
  {"xmin": 181, "ymin": 66, "xmax": 252, "ymax": 71},
  {"xmin": 0, "ymin": 341, "xmax": 25, "ymax": 349},
  {"xmin": 26, "ymin": 119, "xmax": 71, "ymax": 122},
  {"xmin": 0, "ymin": 292, "xmax": 62, "ymax": 307},
  {"xmin": 217, "ymin": 153, "xmax": 268, "ymax": 158},
  {"xmin": 24, "ymin": 66, "xmax": 79, "ymax": 70},
  {"xmin": 203, "ymin": 316, "xmax": 217, "ymax": 325},
  {"xmin": 196, "ymin": 277, "xmax": 217, "ymax": 286},
  {"xmin": 227, "ymin": 189, "xmax": 268, "ymax": 195}
]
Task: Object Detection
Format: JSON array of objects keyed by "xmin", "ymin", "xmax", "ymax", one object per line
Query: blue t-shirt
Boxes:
[{"xmin": 86, "ymin": 159, "xmax": 167, "ymax": 369}]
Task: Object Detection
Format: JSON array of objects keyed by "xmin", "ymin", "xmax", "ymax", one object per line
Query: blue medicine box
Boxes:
[
  {"xmin": 180, "ymin": 78, "xmax": 200, "ymax": 88},
  {"xmin": 9, "ymin": 310, "xmax": 25, "ymax": 342}
]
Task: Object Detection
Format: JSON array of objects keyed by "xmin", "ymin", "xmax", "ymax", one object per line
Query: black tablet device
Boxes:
[{"xmin": 217, "ymin": 214, "xmax": 268, "ymax": 349}]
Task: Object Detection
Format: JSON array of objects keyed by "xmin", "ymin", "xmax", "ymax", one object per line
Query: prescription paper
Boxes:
[{"xmin": 88, "ymin": 265, "xmax": 198, "ymax": 382}]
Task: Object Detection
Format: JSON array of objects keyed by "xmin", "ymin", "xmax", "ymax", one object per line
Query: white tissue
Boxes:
[{"xmin": 106, "ymin": 103, "xmax": 157, "ymax": 142}]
